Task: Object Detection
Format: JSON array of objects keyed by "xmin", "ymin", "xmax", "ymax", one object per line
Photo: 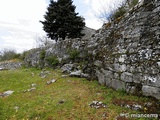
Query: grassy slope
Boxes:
[{"xmin": 0, "ymin": 68, "xmax": 158, "ymax": 120}]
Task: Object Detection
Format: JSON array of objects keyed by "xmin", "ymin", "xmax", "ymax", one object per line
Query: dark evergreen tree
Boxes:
[{"xmin": 40, "ymin": 0, "xmax": 85, "ymax": 41}]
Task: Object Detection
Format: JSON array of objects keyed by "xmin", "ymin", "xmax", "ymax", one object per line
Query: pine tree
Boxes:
[{"xmin": 40, "ymin": 0, "xmax": 85, "ymax": 42}]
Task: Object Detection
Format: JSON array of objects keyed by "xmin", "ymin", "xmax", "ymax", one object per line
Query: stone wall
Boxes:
[
  {"xmin": 86, "ymin": 0, "xmax": 160, "ymax": 99},
  {"xmin": 0, "ymin": 61, "xmax": 22, "ymax": 70},
  {"xmin": 24, "ymin": 0, "xmax": 160, "ymax": 99}
]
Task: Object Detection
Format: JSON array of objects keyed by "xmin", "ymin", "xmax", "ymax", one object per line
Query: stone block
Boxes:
[
  {"xmin": 96, "ymin": 69, "xmax": 105, "ymax": 85},
  {"xmin": 121, "ymin": 72, "xmax": 133, "ymax": 82},
  {"xmin": 110, "ymin": 79, "xmax": 126, "ymax": 90},
  {"xmin": 142, "ymin": 85, "xmax": 160, "ymax": 99},
  {"xmin": 142, "ymin": 74, "xmax": 160, "ymax": 87},
  {"xmin": 102, "ymin": 69, "xmax": 114, "ymax": 79}
]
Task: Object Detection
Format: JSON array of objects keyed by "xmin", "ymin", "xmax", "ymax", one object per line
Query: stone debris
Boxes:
[
  {"xmin": 23, "ymin": 84, "xmax": 37, "ymax": 93},
  {"xmin": 61, "ymin": 64, "xmax": 74, "ymax": 73},
  {"xmin": 132, "ymin": 104, "xmax": 142, "ymax": 110},
  {"xmin": 39, "ymin": 70, "xmax": 51, "ymax": 78},
  {"xmin": 58, "ymin": 99, "xmax": 65, "ymax": 104},
  {"xmin": 41, "ymin": 75, "xmax": 46, "ymax": 78},
  {"xmin": 67, "ymin": 80, "xmax": 71, "ymax": 83},
  {"xmin": 89, "ymin": 101, "xmax": 107, "ymax": 109},
  {"xmin": 102, "ymin": 113, "xmax": 107, "ymax": 117},
  {"xmin": 27, "ymin": 87, "xmax": 36, "ymax": 92},
  {"xmin": 31, "ymin": 72, "xmax": 34, "ymax": 76},
  {"xmin": 14, "ymin": 106, "xmax": 19, "ymax": 112},
  {"xmin": 46, "ymin": 79, "xmax": 56, "ymax": 85},
  {"xmin": 112, "ymin": 98, "xmax": 160, "ymax": 113},
  {"xmin": 70, "ymin": 70, "xmax": 89, "ymax": 78},
  {"xmin": 62, "ymin": 75, "xmax": 68, "ymax": 78},
  {"xmin": 0, "ymin": 68, "xmax": 5, "ymax": 71},
  {"xmin": 0, "ymin": 90, "xmax": 14, "ymax": 97},
  {"xmin": 31, "ymin": 83, "xmax": 37, "ymax": 87},
  {"xmin": 24, "ymin": 87, "xmax": 36, "ymax": 93}
]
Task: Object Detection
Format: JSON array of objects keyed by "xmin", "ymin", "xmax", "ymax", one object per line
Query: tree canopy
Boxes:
[{"xmin": 40, "ymin": 0, "xmax": 85, "ymax": 41}]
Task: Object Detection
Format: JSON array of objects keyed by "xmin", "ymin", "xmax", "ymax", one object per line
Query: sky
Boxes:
[{"xmin": 0, "ymin": 0, "xmax": 125, "ymax": 53}]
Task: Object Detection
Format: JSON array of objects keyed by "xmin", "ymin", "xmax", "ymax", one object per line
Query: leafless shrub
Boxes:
[
  {"xmin": 34, "ymin": 36, "xmax": 54, "ymax": 49},
  {"xmin": 0, "ymin": 48, "xmax": 19, "ymax": 61}
]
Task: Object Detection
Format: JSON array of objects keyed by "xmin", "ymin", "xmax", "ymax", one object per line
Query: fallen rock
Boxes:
[
  {"xmin": 31, "ymin": 83, "xmax": 37, "ymax": 87},
  {"xmin": 89, "ymin": 101, "xmax": 107, "ymax": 109},
  {"xmin": 0, "ymin": 90, "xmax": 14, "ymax": 97},
  {"xmin": 0, "ymin": 68, "xmax": 5, "ymax": 71},
  {"xmin": 132, "ymin": 104, "xmax": 142, "ymax": 110},
  {"xmin": 70, "ymin": 70, "xmax": 89, "ymax": 78},
  {"xmin": 62, "ymin": 75, "xmax": 68, "ymax": 78},
  {"xmin": 14, "ymin": 106, "xmax": 19, "ymax": 112},
  {"xmin": 46, "ymin": 79, "xmax": 56, "ymax": 85},
  {"xmin": 112, "ymin": 98, "xmax": 160, "ymax": 113},
  {"xmin": 31, "ymin": 72, "xmax": 34, "ymax": 76},
  {"xmin": 58, "ymin": 99, "xmax": 65, "ymax": 104},
  {"xmin": 41, "ymin": 75, "xmax": 46, "ymax": 78},
  {"xmin": 61, "ymin": 64, "xmax": 74, "ymax": 73},
  {"xmin": 27, "ymin": 87, "xmax": 36, "ymax": 92},
  {"xmin": 39, "ymin": 70, "xmax": 50, "ymax": 78}
]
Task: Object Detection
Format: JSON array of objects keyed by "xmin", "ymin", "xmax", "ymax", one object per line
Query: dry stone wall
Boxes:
[
  {"xmin": 86, "ymin": 0, "xmax": 160, "ymax": 99},
  {"xmin": 0, "ymin": 61, "xmax": 22, "ymax": 70},
  {"xmin": 24, "ymin": 0, "xmax": 160, "ymax": 99}
]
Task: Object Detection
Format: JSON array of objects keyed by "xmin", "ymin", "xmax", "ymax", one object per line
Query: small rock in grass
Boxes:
[
  {"xmin": 0, "ymin": 90, "xmax": 14, "ymax": 97},
  {"xmin": 41, "ymin": 75, "xmax": 46, "ymax": 78},
  {"xmin": 132, "ymin": 104, "xmax": 142, "ymax": 110},
  {"xmin": 46, "ymin": 79, "xmax": 56, "ymax": 85},
  {"xmin": 31, "ymin": 73, "xmax": 34, "ymax": 76},
  {"xmin": 27, "ymin": 87, "xmax": 36, "ymax": 92},
  {"xmin": 67, "ymin": 80, "xmax": 71, "ymax": 83},
  {"xmin": 14, "ymin": 106, "xmax": 19, "ymax": 112},
  {"xmin": 58, "ymin": 99, "xmax": 65, "ymax": 104},
  {"xmin": 89, "ymin": 101, "xmax": 107, "ymax": 109},
  {"xmin": 31, "ymin": 83, "xmax": 37, "ymax": 87},
  {"xmin": 62, "ymin": 75, "xmax": 68, "ymax": 78}
]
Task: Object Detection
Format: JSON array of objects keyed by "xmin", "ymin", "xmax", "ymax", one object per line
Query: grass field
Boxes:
[{"xmin": 0, "ymin": 68, "xmax": 159, "ymax": 120}]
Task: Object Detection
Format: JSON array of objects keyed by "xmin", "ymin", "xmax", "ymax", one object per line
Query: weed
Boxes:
[
  {"xmin": 45, "ymin": 56, "xmax": 59, "ymax": 67},
  {"xmin": 68, "ymin": 49, "xmax": 80, "ymax": 61}
]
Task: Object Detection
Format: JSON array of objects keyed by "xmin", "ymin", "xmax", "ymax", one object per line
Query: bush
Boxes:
[
  {"xmin": 40, "ymin": 49, "xmax": 46, "ymax": 60},
  {"xmin": 112, "ymin": 6, "xmax": 126, "ymax": 20},
  {"xmin": 0, "ymin": 48, "xmax": 20, "ymax": 61},
  {"xmin": 68, "ymin": 49, "xmax": 80, "ymax": 61},
  {"xmin": 45, "ymin": 56, "xmax": 59, "ymax": 67},
  {"xmin": 20, "ymin": 51, "xmax": 28, "ymax": 60},
  {"xmin": 130, "ymin": 0, "xmax": 139, "ymax": 8},
  {"xmin": 98, "ymin": 0, "xmax": 139, "ymax": 22}
]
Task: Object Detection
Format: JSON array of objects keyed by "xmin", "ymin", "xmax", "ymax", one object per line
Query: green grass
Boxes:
[{"xmin": 0, "ymin": 68, "xmax": 158, "ymax": 120}]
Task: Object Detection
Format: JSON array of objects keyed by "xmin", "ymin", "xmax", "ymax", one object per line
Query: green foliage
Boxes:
[
  {"xmin": 68, "ymin": 49, "xmax": 80, "ymax": 60},
  {"xmin": 40, "ymin": 49, "xmax": 46, "ymax": 60},
  {"xmin": 45, "ymin": 56, "xmax": 59, "ymax": 67},
  {"xmin": 112, "ymin": 6, "xmax": 126, "ymax": 20},
  {"xmin": 20, "ymin": 51, "xmax": 28, "ymax": 60},
  {"xmin": 40, "ymin": 0, "xmax": 85, "ymax": 41},
  {"xmin": 130, "ymin": 0, "xmax": 139, "ymax": 7},
  {"xmin": 99, "ymin": 0, "xmax": 139, "ymax": 22}
]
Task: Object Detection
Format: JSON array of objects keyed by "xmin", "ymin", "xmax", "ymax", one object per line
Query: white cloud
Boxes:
[
  {"xmin": 83, "ymin": 0, "xmax": 90, "ymax": 4},
  {"xmin": 0, "ymin": 0, "xmax": 47, "ymax": 53}
]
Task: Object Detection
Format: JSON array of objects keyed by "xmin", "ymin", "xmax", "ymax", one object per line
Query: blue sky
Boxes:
[{"xmin": 0, "ymin": 0, "xmax": 125, "ymax": 53}]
